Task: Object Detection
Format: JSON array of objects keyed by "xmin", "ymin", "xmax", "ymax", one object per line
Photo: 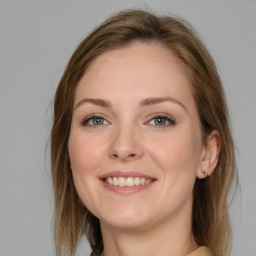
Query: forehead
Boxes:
[{"xmin": 75, "ymin": 42, "xmax": 194, "ymax": 106}]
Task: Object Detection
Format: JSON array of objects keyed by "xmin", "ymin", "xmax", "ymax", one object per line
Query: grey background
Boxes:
[{"xmin": 0, "ymin": 1, "xmax": 255, "ymax": 255}]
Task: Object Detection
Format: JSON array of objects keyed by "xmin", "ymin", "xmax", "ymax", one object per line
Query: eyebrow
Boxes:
[
  {"xmin": 75, "ymin": 98, "xmax": 111, "ymax": 109},
  {"xmin": 140, "ymin": 97, "xmax": 187, "ymax": 112},
  {"xmin": 75, "ymin": 97, "xmax": 187, "ymax": 112}
]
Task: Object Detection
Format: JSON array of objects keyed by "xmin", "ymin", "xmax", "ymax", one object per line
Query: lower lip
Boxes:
[{"xmin": 100, "ymin": 179, "xmax": 155, "ymax": 195}]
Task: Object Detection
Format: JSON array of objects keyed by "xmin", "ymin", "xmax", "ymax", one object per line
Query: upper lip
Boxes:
[{"xmin": 99, "ymin": 171, "xmax": 156, "ymax": 180}]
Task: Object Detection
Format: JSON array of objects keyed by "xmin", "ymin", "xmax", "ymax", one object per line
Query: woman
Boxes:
[{"xmin": 51, "ymin": 9, "xmax": 236, "ymax": 256}]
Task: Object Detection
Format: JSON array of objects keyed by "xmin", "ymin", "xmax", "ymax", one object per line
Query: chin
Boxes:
[
  {"xmin": 97, "ymin": 206, "xmax": 156, "ymax": 231},
  {"xmin": 101, "ymin": 217, "xmax": 152, "ymax": 231}
]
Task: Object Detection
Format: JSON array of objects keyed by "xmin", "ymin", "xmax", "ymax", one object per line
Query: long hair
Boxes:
[{"xmin": 51, "ymin": 9, "xmax": 236, "ymax": 256}]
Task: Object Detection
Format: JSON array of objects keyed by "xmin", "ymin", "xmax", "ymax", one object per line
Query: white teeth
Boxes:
[
  {"xmin": 105, "ymin": 177, "xmax": 153, "ymax": 186},
  {"xmin": 118, "ymin": 177, "xmax": 126, "ymax": 186},
  {"xmin": 145, "ymin": 179, "xmax": 152, "ymax": 184},
  {"xmin": 134, "ymin": 177, "xmax": 141, "ymax": 186},
  {"xmin": 126, "ymin": 177, "xmax": 134, "ymax": 186},
  {"xmin": 113, "ymin": 177, "xmax": 118, "ymax": 186},
  {"xmin": 106, "ymin": 177, "xmax": 113, "ymax": 185}
]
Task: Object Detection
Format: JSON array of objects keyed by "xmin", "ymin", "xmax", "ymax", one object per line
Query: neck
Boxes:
[{"xmin": 100, "ymin": 206, "xmax": 198, "ymax": 256}]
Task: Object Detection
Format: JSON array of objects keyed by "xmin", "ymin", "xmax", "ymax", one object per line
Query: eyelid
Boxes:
[
  {"xmin": 81, "ymin": 114, "xmax": 111, "ymax": 126},
  {"xmin": 145, "ymin": 113, "xmax": 176, "ymax": 126},
  {"xmin": 80, "ymin": 112, "xmax": 176, "ymax": 127}
]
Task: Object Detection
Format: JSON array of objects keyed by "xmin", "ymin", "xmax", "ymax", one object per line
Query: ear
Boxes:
[{"xmin": 197, "ymin": 130, "xmax": 221, "ymax": 179}]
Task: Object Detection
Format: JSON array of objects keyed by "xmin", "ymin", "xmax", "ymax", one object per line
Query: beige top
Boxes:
[{"xmin": 187, "ymin": 246, "xmax": 212, "ymax": 256}]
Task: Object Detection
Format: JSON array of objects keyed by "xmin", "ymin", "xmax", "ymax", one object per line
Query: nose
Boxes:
[{"xmin": 108, "ymin": 125, "xmax": 144, "ymax": 161}]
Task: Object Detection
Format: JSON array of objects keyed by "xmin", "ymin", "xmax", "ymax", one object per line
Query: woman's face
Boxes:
[{"xmin": 69, "ymin": 42, "xmax": 205, "ymax": 231}]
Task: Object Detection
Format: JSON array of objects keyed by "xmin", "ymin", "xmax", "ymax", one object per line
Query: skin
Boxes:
[{"xmin": 68, "ymin": 42, "xmax": 220, "ymax": 256}]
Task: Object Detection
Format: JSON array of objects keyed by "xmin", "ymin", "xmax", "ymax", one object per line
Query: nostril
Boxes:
[{"xmin": 112, "ymin": 153, "xmax": 136, "ymax": 159}]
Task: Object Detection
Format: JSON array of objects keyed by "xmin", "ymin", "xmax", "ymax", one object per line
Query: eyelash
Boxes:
[
  {"xmin": 146, "ymin": 114, "xmax": 176, "ymax": 127},
  {"xmin": 81, "ymin": 114, "xmax": 176, "ymax": 128},
  {"xmin": 81, "ymin": 114, "xmax": 109, "ymax": 127}
]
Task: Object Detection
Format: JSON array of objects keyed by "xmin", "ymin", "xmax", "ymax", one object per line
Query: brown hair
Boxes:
[{"xmin": 51, "ymin": 9, "xmax": 236, "ymax": 256}]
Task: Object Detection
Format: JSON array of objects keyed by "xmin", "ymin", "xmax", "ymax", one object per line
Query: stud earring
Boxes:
[{"xmin": 202, "ymin": 171, "xmax": 209, "ymax": 178}]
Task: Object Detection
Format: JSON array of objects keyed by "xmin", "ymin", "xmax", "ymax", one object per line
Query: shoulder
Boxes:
[{"xmin": 187, "ymin": 246, "xmax": 212, "ymax": 256}]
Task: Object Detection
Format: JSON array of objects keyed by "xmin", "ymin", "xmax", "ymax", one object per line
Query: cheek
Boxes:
[
  {"xmin": 146, "ymin": 131, "xmax": 201, "ymax": 214},
  {"xmin": 148, "ymin": 130, "xmax": 201, "ymax": 175},
  {"xmin": 68, "ymin": 131, "xmax": 108, "ymax": 215},
  {"xmin": 68, "ymin": 131, "xmax": 107, "ymax": 172}
]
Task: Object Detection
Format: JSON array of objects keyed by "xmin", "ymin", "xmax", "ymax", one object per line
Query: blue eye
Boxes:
[
  {"xmin": 148, "ymin": 115, "xmax": 176, "ymax": 126},
  {"xmin": 81, "ymin": 115, "xmax": 109, "ymax": 126}
]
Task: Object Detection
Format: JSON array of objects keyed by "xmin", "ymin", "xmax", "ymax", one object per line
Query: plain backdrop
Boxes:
[{"xmin": 0, "ymin": 1, "xmax": 255, "ymax": 255}]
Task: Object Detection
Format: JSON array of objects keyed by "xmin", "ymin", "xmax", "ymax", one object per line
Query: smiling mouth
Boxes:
[{"xmin": 103, "ymin": 177, "xmax": 154, "ymax": 187}]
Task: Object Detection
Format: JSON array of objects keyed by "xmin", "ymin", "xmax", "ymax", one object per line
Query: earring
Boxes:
[{"xmin": 202, "ymin": 171, "xmax": 209, "ymax": 178}]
